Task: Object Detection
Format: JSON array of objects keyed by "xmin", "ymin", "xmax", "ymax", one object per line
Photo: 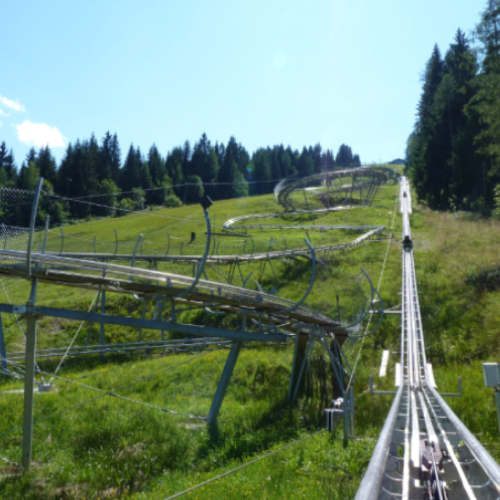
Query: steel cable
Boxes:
[{"xmin": 163, "ymin": 429, "xmax": 324, "ymax": 500}]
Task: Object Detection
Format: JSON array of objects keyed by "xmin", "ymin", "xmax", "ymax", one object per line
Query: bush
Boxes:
[
  {"xmin": 163, "ymin": 193, "xmax": 182, "ymax": 207},
  {"xmin": 116, "ymin": 198, "xmax": 135, "ymax": 215}
]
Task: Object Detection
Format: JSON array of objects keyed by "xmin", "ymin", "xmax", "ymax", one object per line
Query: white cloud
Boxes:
[
  {"xmin": 14, "ymin": 120, "xmax": 66, "ymax": 148},
  {"xmin": 0, "ymin": 95, "xmax": 25, "ymax": 112},
  {"xmin": 0, "ymin": 108, "xmax": 9, "ymax": 116}
]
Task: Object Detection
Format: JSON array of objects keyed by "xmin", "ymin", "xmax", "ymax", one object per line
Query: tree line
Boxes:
[
  {"xmin": 0, "ymin": 134, "xmax": 361, "ymax": 223},
  {"xmin": 406, "ymin": 0, "xmax": 500, "ymax": 213}
]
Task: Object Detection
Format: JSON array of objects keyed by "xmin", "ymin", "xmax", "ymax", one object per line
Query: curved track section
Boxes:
[
  {"xmin": 48, "ymin": 225, "xmax": 384, "ymax": 264},
  {"xmin": 275, "ymin": 166, "xmax": 389, "ymax": 211},
  {"xmin": 0, "ymin": 249, "xmax": 345, "ymax": 338},
  {"xmin": 355, "ymin": 178, "xmax": 500, "ymax": 500}
]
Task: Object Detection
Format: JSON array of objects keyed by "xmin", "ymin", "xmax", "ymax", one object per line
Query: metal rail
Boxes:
[
  {"xmin": 29, "ymin": 225, "xmax": 385, "ymax": 264},
  {"xmin": 356, "ymin": 177, "xmax": 500, "ymax": 500},
  {"xmin": 275, "ymin": 166, "xmax": 388, "ymax": 211},
  {"xmin": 5, "ymin": 337, "xmax": 232, "ymax": 361}
]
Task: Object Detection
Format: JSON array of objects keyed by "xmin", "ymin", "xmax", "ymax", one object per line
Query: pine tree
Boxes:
[
  {"xmin": 25, "ymin": 148, "xmax": 37, "ymax": 167},
  {"xmin": 321, "ymin": 150, "xmax": 335, "ymax": 171},
  {"xmin": 0, "ymin": 142, "xmax": 17, "ymax": 185},
  {"xmin": 182, "ymin": 140, "xmax": 192, "ymax": 176},
  {"xmin": 191, "ymin": 133, "xmax": 219, "ymax": 183},
  {"xmin": 147, "ymin": 144, "xmax": 167, "ymax": 205},
  {"xmin": 467, "ymin": 1, "xmax": 500, "ymax": 180},
  {"xmin": 120, "ymin": 145, "xmax": 142, "ymax": 193},
  {"xmin": 148, "ymin": 144, "xmax": 166, "ymax": 186},
  {"xmin": 233, "ymin": 170, "xmax": 248, "ymax": 197},
  {"xmin": 408, "ymin": 45, "xmax": 445, "ymax": 205},
  {"xmin": 214, "ymin": 142, "xmax": 225, "ymax": 167},
  {"xmin": 98, "ymin": 132, "xmax": 121, "ymax": 182},
  {"xmin": 19, "ymin": 162, "xmax": 40, "ymax": 191},
  {"xmin": 335, "ymin": 144, "xmax": 353, "ymax": 168},
  {"xmin": 36, "ymin": 146, "xmax": 57, "ymax": 186},
  {"xmin": 297, "ymin": 147, "xmax": 314, "ymax": 177},
  {"xmin": 253, "ymin": 149, "xmax": 272, "ymax": 193},
  {"xmin": 217, "ymin": 137, "xmax": 239, "ymax": 198},
  {"xmin": 166, "ymin": 147, "xmax": 184, "ymax": 194}
]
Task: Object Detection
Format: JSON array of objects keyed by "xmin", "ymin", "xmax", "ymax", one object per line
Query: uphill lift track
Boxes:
[
  {"xmin": 0, "ymin": 168, "xmax": 388, "ymax": 469},
  {"xmin": 355, "ymin": 177, "xmax": 500, "ymax": 500}
]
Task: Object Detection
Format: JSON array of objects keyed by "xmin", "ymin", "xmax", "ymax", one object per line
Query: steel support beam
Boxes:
[
  {"xmin": 287, "ymin": 332, "xmax": 302, "ymax": 402},
  {"xmin": 0, "ymin": 304, "xmax": 285, "ymax": 343},
  {"xmin": 290, "ymin": 334, "xmax": 314, "ymax": 404},
  {"xmin": 207, "ymin": 340, "xmax": 243, "ymax": 425}
]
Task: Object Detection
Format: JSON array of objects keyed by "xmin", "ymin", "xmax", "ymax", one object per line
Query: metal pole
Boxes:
[
  {"xmin": 327, "ymin": 174, "xmax": 330, "ymax": 209},
  {"xmin": 99, "ymin": 271, "xmax": 107, "ymax": 358},
  {"xmin": 22, "ymin": 313, "xmax": 37, "ymax": 467},
  {"xmin": 349, "ymin": 386, "xmax": 354, "ymax": 437},
  {"xmin": 207, "ymin": 340, "xmax": 243, "ymax": 425},
  {"xmin": 287, "ymin": 332, "xmax": 301, "ymax": 402},
  {"xmin": 302, "ymin": 187, "xmax": 310, "ymax": 210},
  {"xmin": 495, "ymin": 390, "xmax": 500, "ymax": 438},
  {"xmin": 42, "ymin": 215, "xmax": 50, "ymax": 254},
  {"xmin": 0, "ymin": 314, "xmax": 7, "ymax": 372},
  {"xmin": 26, "ymin": 178, "xmax": 44, "ymax": 277},
  {"xmin": 59, "ymin": 226, "xmax": 64, "ymax": 255},
  {"xmin": 22, "ymin": 277, "xmax": 38, "ymax": 468}
]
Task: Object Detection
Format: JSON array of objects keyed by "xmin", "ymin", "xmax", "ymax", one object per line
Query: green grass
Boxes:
[
  {"xmin": 0, "ymin": 183, "xmax": 399, "ymax": 499},
  {"xmin": 3, "ymin": 174, "xmax": 500, "ymax": 499}
]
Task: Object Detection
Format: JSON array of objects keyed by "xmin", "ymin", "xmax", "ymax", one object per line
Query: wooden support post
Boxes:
[{"xmin": 207, "ymin": 340, "xmax": 243, "ymax": 425}]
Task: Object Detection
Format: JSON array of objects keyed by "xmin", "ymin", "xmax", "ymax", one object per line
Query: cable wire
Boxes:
[
  {"xmin": 49, "ymin": 290, "xmax": 100, "ymax": 382},
  {"xmin": 345, "ymin": 191, "xmax": 398, "ymax": 392},
  {"xmin": 163, "ymin": 429, "xmax": 324, "ymax": 500}
]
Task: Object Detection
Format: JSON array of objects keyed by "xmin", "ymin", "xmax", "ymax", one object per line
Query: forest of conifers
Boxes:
[
  {"xmin": 406, "ymin": 0, "xmax": 500, "ymax": 213},
  {"xmin": 10, "ymin": 3, "xmax": 500, "ymax": 224},
  {"xmin": 0, "ymin": 133, "xmax": 361, "ymax": 224}
]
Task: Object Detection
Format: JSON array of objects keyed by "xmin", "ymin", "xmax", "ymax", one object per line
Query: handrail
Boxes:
[{"xmin": 354, "ymin": 386, "xmax": 403, "ymax": 500}]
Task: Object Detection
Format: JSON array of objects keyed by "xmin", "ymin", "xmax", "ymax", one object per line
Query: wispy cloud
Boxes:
[
  {"xmin": 0, "ymin": 108, "xmax": 10, "ymax": 117},
  {"xmin": 14, "ymin": 120, "xmax": 66, "ymax": 148},
  {"xmin": 0, "ymin": 95, "xmax": 25, "ymax": 112}
]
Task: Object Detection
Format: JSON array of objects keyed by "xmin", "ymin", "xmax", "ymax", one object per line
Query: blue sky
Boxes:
[{"xmin": 1, "ymin": 0, "xmax": 486, "ymax": 167}]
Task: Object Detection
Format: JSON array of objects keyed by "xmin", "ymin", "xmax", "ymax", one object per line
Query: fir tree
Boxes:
[{"xmin": 36, "ymin": 146, "xmax": 57, "ymax": 186}]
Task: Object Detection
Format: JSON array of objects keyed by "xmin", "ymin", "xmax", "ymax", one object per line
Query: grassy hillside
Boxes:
[{"xmin": 1, "ymin": 175, "xmax": 500, "ymax": 498}]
